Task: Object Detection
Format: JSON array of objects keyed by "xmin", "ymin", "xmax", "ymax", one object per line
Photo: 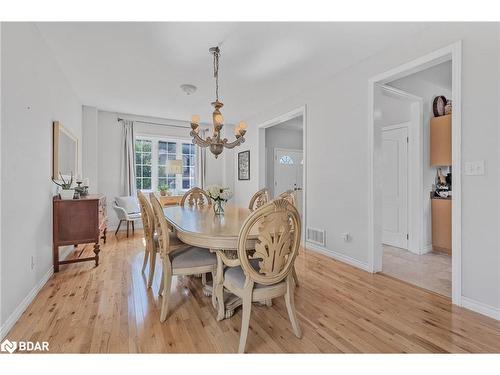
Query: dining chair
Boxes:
[
  {"xmin": 277, "ymin": 190, "xmax": 296, "ymax": 206},
  {"xmin": 180, "ymin": 187, "xmax": 212, "ymax": 207},
  {"xmin": 113, "ymin": 196, "xmax": 142, "ymax": 237},
  {"xmin": 150, "ymin": 193, "xmax": 217, "ymax": 322},
  {"xmin": 276, "ymin": 190, "xmax": 300, "ymax": 287},
  {"xmin": 137, "ymin": 191, "xmax": 187, "ymax": 289},
  {"xmin": 218, "ymin": 199, "xmax": 302, "ymax": 353},
  {"xmin": 248, "ymin": 188, "xmax": 270, "ymax": 211}
]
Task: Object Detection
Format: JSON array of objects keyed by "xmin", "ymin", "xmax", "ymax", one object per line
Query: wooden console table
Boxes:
[{"xmin": 53, "ymin": 194, "xmax": 107, "ymax": 272}]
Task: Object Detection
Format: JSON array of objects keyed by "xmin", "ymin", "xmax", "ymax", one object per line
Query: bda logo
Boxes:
[
  {"xmin": 1, "ymin": 339, "xmax": 17, "ymax": 353},
  {"xmin": 0, "ymin": 339, "xmax": 48, "ymax": 353}
]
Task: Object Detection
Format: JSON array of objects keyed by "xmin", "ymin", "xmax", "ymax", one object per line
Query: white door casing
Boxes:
[
  {"xmin": 382, "ymin": 125, "xmax": 408, "ymax": 249},
  {"xmin": 369, "ymin": 42, "xmax": 461, "ymax": 306}
]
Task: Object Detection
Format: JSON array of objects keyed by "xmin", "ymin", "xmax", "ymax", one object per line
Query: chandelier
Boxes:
[{"xmin": 190, "ymin": 46, "xmax": 247, "ymax": 158}]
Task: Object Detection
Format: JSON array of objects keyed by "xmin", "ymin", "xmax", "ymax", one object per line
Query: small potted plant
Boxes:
[
  {"xmin": 52, "ymin": 172, "xmax": 75, "ymax": 199},
  {"xmin": 207, "ymin": 185, "xmax": 233, "ymax": 215},
  {"xmin": 159, "ymin": 184, "xmax": 170, "ymax": 197}
]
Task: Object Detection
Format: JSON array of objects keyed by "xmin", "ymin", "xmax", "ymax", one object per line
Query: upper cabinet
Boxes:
[{"xmin": 430, "ymin": 114, "xmax": 451, "ymax": 166}]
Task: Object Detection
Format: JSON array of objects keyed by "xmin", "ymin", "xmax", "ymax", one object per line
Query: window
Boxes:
[
  {"xmin": 135, "ymin": 137, "xmax": 197, "ymax": 193},
  {"xmin": 182, "ymin": 143, "xmax": 196, "ymax": 189},
  {"xmin": 158, "ymin": 141, "xmax": 177, "ymax": 190},
  {"xmin": 279, "ymin": 155, "xmax": 294, "ymax": 165},
  {"xmin": 135, "ymin": 139, "xmax": 152, "ymax": 190}
]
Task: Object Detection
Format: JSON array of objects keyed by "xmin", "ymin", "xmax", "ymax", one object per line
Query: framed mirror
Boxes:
[{"xmin": 52, "ymin": 121, "xmax": 78, "ymax": 179}]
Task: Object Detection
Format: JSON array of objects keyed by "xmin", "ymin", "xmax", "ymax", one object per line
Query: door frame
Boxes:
[
  {"xmin": 258, "ymin": 106, "xmax": 307, "ymax": 245},
  {"xmin": 381, "ymin": 123, "xmax": 409, "ymax": 250},
  {"xmin": 378, "ymin": 84, "xmax": 425, "ymax": 255},
  {"xmin": 368, "ymin": 41, "xmax": 462, "ymax": 305}
]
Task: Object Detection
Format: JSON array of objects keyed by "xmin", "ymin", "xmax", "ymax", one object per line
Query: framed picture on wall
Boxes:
[{"xmin": 238, "ymin": 150, "xmax": 250, "ymax": 180}]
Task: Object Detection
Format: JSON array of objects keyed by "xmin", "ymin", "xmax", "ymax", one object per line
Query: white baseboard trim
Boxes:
[
  {"xmin": 461, "ymin": 296, "xmax": 500, "ymax": 321},
  {"xmin": 420, "ymin": 244, "xmax": 433, "ymax": 254},
  {"xmin": 305, "ymin": 241, "xmax": 371, "ymax": 272},
  {"xmin": 0, "ymin": 266, "xmax": 54, "ymax": 340}
]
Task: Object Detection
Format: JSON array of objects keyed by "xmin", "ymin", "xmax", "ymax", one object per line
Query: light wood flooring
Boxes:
[
  {"xmin": 382, "ymin": 245, "xmax": 451, "ymax": 297},
  {"xmin": 5, "ymin": 231, "xmax": 500, "ymax": 353}
]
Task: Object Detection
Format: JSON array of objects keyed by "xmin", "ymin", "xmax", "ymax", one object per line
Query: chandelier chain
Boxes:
[
  {"xmin": 213, "ymin": 48, "xmax": 219, "ymax": 101},
  {"xmin": 190, "ymin": 46, "xmax": 245, "ymax": 159}
]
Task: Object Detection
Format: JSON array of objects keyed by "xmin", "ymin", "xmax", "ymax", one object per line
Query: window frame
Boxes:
[{"xmin": 135, "ymin": 134, "xmax": 198, "ymax": 194}]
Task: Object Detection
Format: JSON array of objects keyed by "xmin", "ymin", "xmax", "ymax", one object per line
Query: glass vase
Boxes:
[{"xmin": 213, "ymin": 200, "xmax": 225, "ymax": 215}]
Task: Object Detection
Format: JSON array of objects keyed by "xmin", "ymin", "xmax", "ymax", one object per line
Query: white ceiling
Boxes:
[{"xmin": 35, "ymin": 22, "xmax": 430, "ymax": 124}]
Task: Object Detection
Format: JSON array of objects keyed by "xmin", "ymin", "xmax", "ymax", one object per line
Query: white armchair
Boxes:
[{"xmin": 113, "ymin": 196, "xmax": 142, "ymax": 237}]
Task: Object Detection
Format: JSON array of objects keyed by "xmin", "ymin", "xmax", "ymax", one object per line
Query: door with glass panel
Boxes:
[{"xmin": 274, "ymin": 148, "xmax": 303, "ymax": 217}]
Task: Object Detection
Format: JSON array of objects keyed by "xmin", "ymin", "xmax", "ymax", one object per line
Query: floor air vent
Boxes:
[{"xmin": 306, "ymin": 228, "xmax": 326, "ymax": 247}]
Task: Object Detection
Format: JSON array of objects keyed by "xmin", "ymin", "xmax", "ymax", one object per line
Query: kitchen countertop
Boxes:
[{"xmin": 430, "ymin": 192, "xmax": 451, "ymax": 200}]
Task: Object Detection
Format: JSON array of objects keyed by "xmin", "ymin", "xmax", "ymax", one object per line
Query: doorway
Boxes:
[
  {"xmin": 382, "ymin": 124, "xmax": 409, "ymax": 250},
  {"xmin": 258, "ymin": 106, "xmax": 307, "ymax": 242},
  {"xmin": 368, "ymin": 42, "xmax": 461, "ymax": 304},
  {"xmin": 264, "ymin": 116, "xmax": 304, "ymax": 200},
  {"xmin": 274, "ymin": 148, "xmax": 304, "ymax": 216}
]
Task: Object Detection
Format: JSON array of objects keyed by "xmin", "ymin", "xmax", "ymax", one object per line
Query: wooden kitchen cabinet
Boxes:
[
  {"xmin": 431, "ymin": 198, "xmax": 451, "ymax": 254},
  {"xmin": 430, "ymin": 114, "xmax": 451, "ymax": 166}
]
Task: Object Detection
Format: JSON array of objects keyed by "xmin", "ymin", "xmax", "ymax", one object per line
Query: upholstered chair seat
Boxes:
[
  {"xmin": 170, "ymin": 247, "xmax": 217, "ymax": 269},
  {"xmin": 223, "ymin": 261, "xmax": 281, "ymax": 291}
]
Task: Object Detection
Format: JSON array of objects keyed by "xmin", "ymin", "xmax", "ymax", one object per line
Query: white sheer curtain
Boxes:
[
  {"xmin": 120, "ymin": 119, "xmax": 137, "ymax": 197},
  {"xmin": 196, "ymin": 128, "xmax": 207, "ymax": 189}
]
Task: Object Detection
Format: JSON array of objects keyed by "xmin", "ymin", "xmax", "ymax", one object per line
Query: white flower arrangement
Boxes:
[{"xmin": 206, "ymin": 185, "xmax": 233, "ymax": 202}]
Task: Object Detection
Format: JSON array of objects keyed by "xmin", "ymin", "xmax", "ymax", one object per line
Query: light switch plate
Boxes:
[{"xmin": 464, "ymin": 161, "xmax": 485, "ymax": 175}]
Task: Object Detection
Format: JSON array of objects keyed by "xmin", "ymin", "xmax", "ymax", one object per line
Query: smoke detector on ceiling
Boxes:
[{"xmin": 180, "ymin": 84, "xmax": 197, "ymax": 95}]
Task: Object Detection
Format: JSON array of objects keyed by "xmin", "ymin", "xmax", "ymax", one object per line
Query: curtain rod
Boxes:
[{"xmin": 117, "ymin": 117, "xmax": 191, "ymax": 129}]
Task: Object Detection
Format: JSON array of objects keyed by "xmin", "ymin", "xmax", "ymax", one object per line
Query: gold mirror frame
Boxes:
[{"xmin": 52, "ymin": 121, "xmax": 78, "ymax": 180}]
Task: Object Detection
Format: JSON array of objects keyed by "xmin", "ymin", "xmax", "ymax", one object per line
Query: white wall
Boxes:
[
  {"xmin": 1, "ymin": 23, "xmax": 82, "ymax": 336},
  {"xmin": 389, "ymin": 68, "xmax": 452, "ymax": 250},
  {"xmin": 233, "ymin": 23, "xmax": 500, "ymax": 315},
  {"xmin": 265, "ymin": 123, "xmax": 303, "ymax": 197},
  {"xmin": 85, "ymin": 110, "xmax": 233, "ymax": 229},
  {"xmin": 82, "ymin": 106, "xmax": 99, "ymax": 194},
  {"xmin": 374, "ymin": 86, "xmax": 413, "ymax": 129}
]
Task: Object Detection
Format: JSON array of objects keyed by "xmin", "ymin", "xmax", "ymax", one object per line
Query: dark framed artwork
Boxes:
[{"xmin": 238, "ymin": 150, "xmax": 250, "ymax": 180}]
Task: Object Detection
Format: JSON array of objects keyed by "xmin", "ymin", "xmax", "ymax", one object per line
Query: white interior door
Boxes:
[
  {"xmin": 382, "ymin": 126, "xmax": 408, "ymax": 249},
  {"xmin": 274, "ymin": 148, "xmax": 303, "ymax": 217}
]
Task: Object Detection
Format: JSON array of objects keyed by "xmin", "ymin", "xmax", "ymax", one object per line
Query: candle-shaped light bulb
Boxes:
[
  {"xmin": 234, "ymin": 125, "xmax": 241, "ymax": 136},
  {"xmin": 238, "ymin": 121, "xmax": 247, "ymax": 130},
  {"xmin": 191, "ymin": 114, "xmax": 200, "ymax": 124},
  {"xmin": 214, "ymin": 113, "xmax": 224, "ymax": 125}
]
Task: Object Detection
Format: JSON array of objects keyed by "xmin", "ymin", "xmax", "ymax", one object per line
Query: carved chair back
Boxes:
[
  {"xmin": 150, "ymin": 192, "xmax": 172, "ymax": 258},
  {"xmin": 138, "ymin": 191, "xmax": 155, "ymax": 248},
  {"xmin": 237, "ymin": 199, "xmax": 301, "ymax": 286},
  {"xmin": 180, "ymin": 187, "xmax": 212, "ymax": 208},
  {"xmin": 248, "ymin": 188, "xmax": 270, "ymax": 211},
  {"xmin": 276, "ymin": 190, "xmax": 296, "ymax": 207}
]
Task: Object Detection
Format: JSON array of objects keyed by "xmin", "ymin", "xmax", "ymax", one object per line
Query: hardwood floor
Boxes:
[{"xmin": 6, "ymin": 231, "xmax": 500, "ymax": 353}]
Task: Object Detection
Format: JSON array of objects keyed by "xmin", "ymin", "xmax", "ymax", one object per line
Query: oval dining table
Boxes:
[{"xmin": 163, "ymin": 204, "xmax": 258, "ymax": 320}]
